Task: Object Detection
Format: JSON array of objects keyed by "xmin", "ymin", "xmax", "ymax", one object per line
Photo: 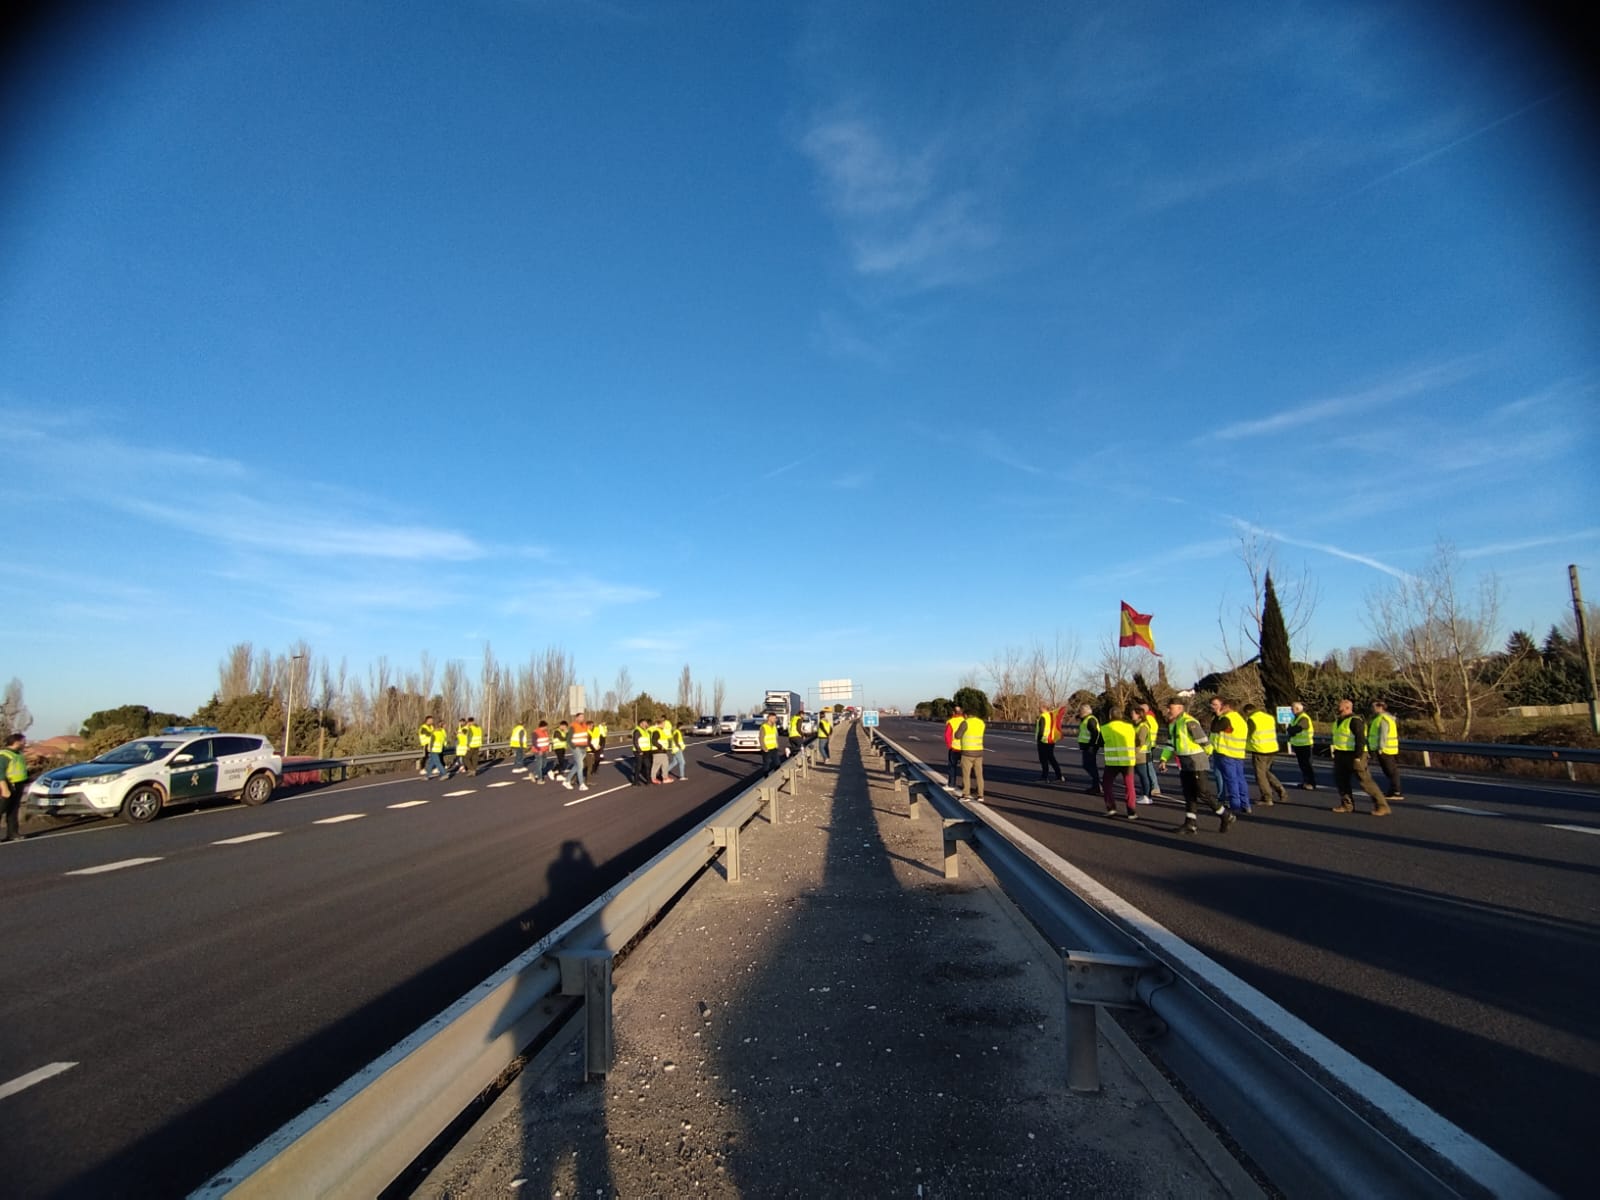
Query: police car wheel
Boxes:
[
  {"xmin": 240, "ymin": 772, "xmax": 275, "ymax": 807},
  {"xmin": 121, "ymin": 786, "xmax": 163, "ymax": 824}
]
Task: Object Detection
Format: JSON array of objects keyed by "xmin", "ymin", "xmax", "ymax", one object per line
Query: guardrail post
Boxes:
[
  {"xmin": 1061, "ymin": 950, "xmax": 1161, "ymax": 1094},
  {"xmin": 942, "ymin": 818, "xmax": 973, "ymax": 879},
  {"xmin": 761, "ymin": 783, "xmax": 779, "ymax": 825},
  {"xmin": 907, "ymin": 781, "xmax": 928, "ymax": 821},
  {"xmin": 557, "ymin": 950, "xmax": 615, "ymax": 1080},
  {"xmin": 712, "ymin": 825, "xmax": 741, "ymax": 883}
]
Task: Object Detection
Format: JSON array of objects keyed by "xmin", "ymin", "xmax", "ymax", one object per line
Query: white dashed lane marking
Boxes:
[
  {"xmin": 313, "ymin": 814, "xmax": 366, "ymax": 825},
  {"xmin": 388, "ymin": 800, "xmax": 429, "ymax": 809},
  {"xmin": 0, "ymin": 1062, "xmax": 77, "ymax": 1101},
  {"xmin": 64, "ymin": 857, "xmax": 162, "ymax": 876},
  {"xmin": 442, "ymin": 790, "xmax": 476, "ymax": 797},
  {"xmin": 213, "ymin": 831, "xmax": 284, "ymax": 845},
  {"xmin": 1548, "ymin": 823, "xmax": 1600, "ymax": 836},
  {"xmin": 1426, "ymin": 805, "xmax": 1503, "ymax": 817},
  {"xmin": 488, "ymin": 781, "xmax": 516, "ymax": 788}
]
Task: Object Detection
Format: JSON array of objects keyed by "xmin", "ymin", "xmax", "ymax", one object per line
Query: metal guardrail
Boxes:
[
  {"xmin": 866, "ymin": 728, "xmax": 1554, "ymax": 1200},
  {"xmin": 194, "ymin": 743, "xmax": 820, "ymax": 1198}
]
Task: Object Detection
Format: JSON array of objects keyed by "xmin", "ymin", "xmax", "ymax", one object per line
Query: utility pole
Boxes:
[
  {"xmin": 1570, "ymin": 565, "xmax": 1600, "ymax": 735},
  {"xmin": 284, "ymin": 653, "xmax": 305, "ymax": 757}
]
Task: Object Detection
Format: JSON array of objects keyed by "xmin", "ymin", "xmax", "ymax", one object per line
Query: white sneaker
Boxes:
[
  {"xmin": 561, "ymin": 779, "xmax": 573, "ymax": 790},
  {"xmin": 578, "ymin": 785, "xmax": 589, "ymax": 792},
  {"xmin": 512, "ymin": 767, "xmax": 526, "ymax": 773},
  {"xmin": 1136, "ymin": 796, "xmax": 1153, "ymax": 805}
]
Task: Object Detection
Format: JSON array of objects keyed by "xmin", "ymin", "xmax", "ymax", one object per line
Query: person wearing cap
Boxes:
[
  {"xmin": 1075, "ymin": 704, "xmax": 1102, "ymax": 794},
  {"xmin": 1, "ymin": 733, "xmax": 28, "ymax": 842},
  {"xmin": 1159, "ymin": 699, "xmax": 1233, "ymax": 835}
]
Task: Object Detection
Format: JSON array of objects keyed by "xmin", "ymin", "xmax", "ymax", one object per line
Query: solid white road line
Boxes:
[
  {"xmin": 213, "ymin": 831, "xmax": 284, "ymax": 845},
  {"xmin": 313, "ymin": 814, "xmax": 366, "ymax": 825},
  {"xmin": 441, "ymin": 790, "xmax": 476, "ymax": 797},
  {"xmin": 65, "ymin": 857, "xmax": 162, "ymax": 876},
  {"xmin": 1547, "ymin": 823, "xmax": 1600, "ymax": 836},
  {"xmin": 0, "ymin": 1062, "xmax": 77, "ymax": 1101},
  {"xmin": 1426, "ymin": 805, "xmax": 1503, "ymax": 817},
  {"xmin": 562, "ymin": 782, "xmax": 632, "ymax": 807},
  {"xmin": 388, "ymin": 800, "xmax": 429, "ymax": 809}
]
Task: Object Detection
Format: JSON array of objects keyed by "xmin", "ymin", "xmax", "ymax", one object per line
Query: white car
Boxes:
[
  {"xmin": 729, "ymin": 718, "xmax": 766, "ymax": 753},
  {"xmin": 27, "ymin": 727, "xmax": 281, "ymax": 824},
  {"xmin": 719, "ymin": 714, "xmax": 739, "ymax": 734},
  {"xmin": 692, "ymin": 715, "xmax": 716, "ymax": 736}
]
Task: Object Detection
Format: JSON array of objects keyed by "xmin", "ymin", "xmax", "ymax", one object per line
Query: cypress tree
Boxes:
[{"xmin": 1258, "ymin": 571, "xmax": 1297, "ymax": 710}]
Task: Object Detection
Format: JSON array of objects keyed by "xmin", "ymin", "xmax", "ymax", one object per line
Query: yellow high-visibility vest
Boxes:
[
  {"xmin": 1246, "ymin": 711, "xmax": 1279, "ymax": 754},
  {"xmin": 509, "ymin": 724, "xmax": 528, "ymax": 748},
  {"xmin": 1163, "ymin": 716, "xmax": 1207, "ymax": 759},
  {"xmin": 760, "ymin": 722, "xmax": 779, "ymax": 750},
  {"xmin": 1212, "ymin": 712, "xmax": 1247, "ymax": 759},
  {"xmin": 1101, "ymin": 720, "xmax": 1136, "ymax": 766},
  {"xmin": 634, "ymin": 724, "xmax": 651, "ymax": 751},
  {"xmin": 956, "ymin": 716, "xmax": 986, "ymax": 752},
  {"xmin": 455, "ymin": 727, "xmax": 469, "ymax": 753},
  {"xmin": 1290, "ymin": 714, "xmax": 1314, "ymax": 747},
  {"xmin": 1077, "ymin": 716, "xmax": 1099, "ymax": 746},
  {"xmin": 430, "ymin": 726, "xmax": 449, "ymax": 752},
  {"xmin": 1368, "ymin": 713, "xmax": 1398, "ymax": 755},
  {"xmin": 1331, "ymin": 717, "xmax": 1357, "ymax": 752},
  {"xmin": 468, "ymin": 724, "xmax": 484, "ymax": 749},
  {"xmin": 418, "ymin": 723, "xmax": 434, "ymax": 748},
  {"xmin": 1037, "ymin": 710, "xmax": 1056, "ymax": 743}
]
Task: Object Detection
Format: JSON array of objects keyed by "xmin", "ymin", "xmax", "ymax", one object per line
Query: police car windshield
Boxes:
[{"xmin": 96, "ymin": 739, "xmax": 185, "ymax": 765}]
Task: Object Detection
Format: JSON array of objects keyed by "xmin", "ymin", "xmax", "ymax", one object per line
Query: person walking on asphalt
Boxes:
[
  {"xmin": 417, "ymin": 715, "xmax": 435, "ymax": 777},
  {"xmin": 530, "ymin": 719, "xmax": 552, "ymax": 783},
  {"xmin": 424, "ymin": 723, "xmax": 450, "ymax": 780},
  {"xmin": 1288, "ymin": 701, "xmax": 1318, "ymax": 789},
  {"xmin": 1132, "ymin": 703, "xmax": 1157, "ymax": 804},
  {"xmin": 1208, "ymin": 696, "xmax": 1251, "ymax": 813},
  {"xmin": 651, "ymin": 715, "xmax": 674, "ymax": 783},
  {"xmin": 1330, "ymin": 698, "xmax": 1392, "ymax": 816},
  {"xmin": 508, "ymin": 718, "xmax": 529, "ymax": 772},
  {"xmin": 1242, "ymin": 703, "xmax": 1287, "ymax": 806},
  {"xmin": 1100, "ymin": 705, "xmax": 1140, "ymax": 819},
  {"xmin": 632, "ymin": 717, "xmax": 651, "ymax": 785},
  {"xmin": 1, "ymin": 733, "xmax": 28, "ymax": 842},
  {"xmin": 944, "ymin": 705, "xmax": 963, "ymax": 787},
  {"xmin": 451, "ymin": 719, "xmax": 470, "ymax": 777},
  {"xmin": 953, "ymin": 708, "xmax": 987, "ymax": 800},
  {"xmin": 1035, "ymin": 703, "xmax": 1064, "ymax": 782},
  {"xmin": 760, "ymin": 712, "xmax": 783, "ymax": 775},
  {"xmin": 1076, "ymin": 703, "xmax": 1101, "ymax": 793},
  {"xmin": 1369, "ymin": 700, "xmax": 1403, "ymax": 800},
  {"xmin": 465, "ymin": 716, "xmax": 484, "ymax": 775},
  {"xmin": 1159, "ymin": 699, "xmax": 1234, "ymax": 835},
  {"xmin": 816, "ymin": 710, "xmax": 833, "ymax": 763}
]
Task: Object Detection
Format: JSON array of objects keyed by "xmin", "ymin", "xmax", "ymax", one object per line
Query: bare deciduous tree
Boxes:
[
  {"xmin": 1217, "ymin": 529, "xmax": 1321, "ymax": 666},
  {"xmin": 1, "ymin": 678, "xmax": 32, "ymax": 738},
  {"xmin": 712, "ymin": 677, "xmax": 726, "ymax": 722},
  {"xmin": 218, "ymin": 643, "xmax": 255, "ymax": 702}
]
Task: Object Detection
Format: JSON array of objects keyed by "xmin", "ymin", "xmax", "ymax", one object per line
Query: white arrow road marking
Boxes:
[
  {"xmin": 65, "ymin": 857, "xmax": 162, "ymax": 876},
  {"xmin": 0, "ymin": 1062, "xmax": 77, "ymax": 1101},
  {"xmin": 388, "ymin": 800, "xmax": 429, "ymax": 809},
  {"xmin": 1548, "ymin": 823, "xmax": 1600, "ymax": 836},
  {"xmin": 1426, "ymin": 805, "xmax": 1503, "ymax": 817},
  {"xmin": 213, "ymin": 831, "xmax": 283, "ymax": 845},
  {"xmin": 562, "ymin": 782, "xmax": 632, "ymax": 807},
  {"xmin": 313, "ymin": 814, "xmax": 366, "ymax": 825}
]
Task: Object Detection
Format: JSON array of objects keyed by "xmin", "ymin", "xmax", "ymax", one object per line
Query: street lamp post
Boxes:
[{"xmin": 285, "ymin": 653, "xmax": 306, "ymax": 757}]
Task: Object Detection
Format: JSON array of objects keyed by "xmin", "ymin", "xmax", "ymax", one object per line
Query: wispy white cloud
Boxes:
[
  {"xmin": 1200, "ymin": 357, "xmax": 1481, "ymax": 444},
  {"xmin": 1461, "ymin": 529, "xmax": 1600, "ymax": 560},
  {"xmin": 501, "ymin": 576, "xmax": 657, "ymax": 621},
  {"xmin": 1228, "ymin": 517, "xmax": 1411, "ymax": 580},
  {"xmin": 761, "ymin": 454, "xmax": 815, "ymax": 481}
]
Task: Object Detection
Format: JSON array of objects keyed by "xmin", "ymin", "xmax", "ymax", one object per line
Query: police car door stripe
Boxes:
[{"xmin": 65, "ymin": 857, "xmax": 163, "ymax": 876}]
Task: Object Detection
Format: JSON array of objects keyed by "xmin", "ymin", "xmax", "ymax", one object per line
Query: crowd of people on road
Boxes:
[{"xmin": 939, "ymin": 695, "xmax": 1406, "ymax": 835}]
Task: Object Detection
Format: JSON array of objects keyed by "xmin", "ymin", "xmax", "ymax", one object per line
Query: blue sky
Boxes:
[{"xmin": 2, "ymin": 0, "xmax": 1597, "ymax": 735}]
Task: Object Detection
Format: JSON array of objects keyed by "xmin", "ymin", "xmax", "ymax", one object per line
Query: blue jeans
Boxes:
[
  {"xmin": 1135, "ymin": 759, "xmax": 1158, "ymax": 797},
  {"xmin": 565, "ymin": 753, "xmax": 586, "ymax": 787},
  {"xmin": 670, "ymin": 749, "xmax": 687, "ymax": 779},
  {"xmin": 817, "ymin": 734, "xmax": 830, "ymax": 762},
  {"xmin": 513, "ymin": 746, "xmax": 526, "ymax": 768},
  {"xmin": 1216, "ymin": 756, "xmax": 1249, "ymax": 811},
  {"xmin": 424, "ymin": 752, "xmax": 446, "ymax": 777},
  {"xmin": 529, "ymin": 751, "xmax": 548, "ymax": 781}
]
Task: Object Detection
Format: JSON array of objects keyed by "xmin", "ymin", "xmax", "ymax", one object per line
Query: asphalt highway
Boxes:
[
  {"xmin": 0, "ymin": 739, "xmax": 768, "ymax": 1199},
  {"xmin": 881, "ymin": 717, "xmax": 1600, "ymax": 1197}
]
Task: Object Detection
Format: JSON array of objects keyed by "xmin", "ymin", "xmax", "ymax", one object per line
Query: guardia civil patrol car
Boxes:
[{"xmin": 26, "ymin": 726, "xmax": 281, "ymax": 824}]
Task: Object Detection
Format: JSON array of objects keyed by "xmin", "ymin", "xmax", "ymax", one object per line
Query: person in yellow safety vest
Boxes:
[
  {"xmin": 1367, "ymin": 700, "xmax": 1402, "ymax": 800},
  {"xmin": 944, "ymin": 706, "xmax": 964, "ymax": 787},
  {"xmin": 651, "ymin": 716, "xmax": 674, "ymax": 784},
  {"xmin": 786, "ymin": 710, "xmax": 805, "ymax": 757},
  {"xmin": 1288, "ymin": 701, "xmax": 1317, "ymax": 790},
  {"xmin": 551, "ymin": 722, "xmax": 570, "ymax": 776},
  {"xmin": 590, "ymin": 721, "xmax": 608, "ymax": 777},
  {"xmin": 1, "ymin": 732, "xmax": 29, "ymax": 842},
  {"xmin": 1330, "ymin": 698, "xmax": 1390, "ymax": 816},
  {"xmin": 1100, "ymin": 706, "xmax": 1140, "ymax": 819},
  {"xmin": 632, "ymin": 718, "xmax": 652, "ymax": 786},
  {"xmin": 452, "ymin": 720, "xmax": 470, "ymax": 777},
  {"xmin": 1035, "ymin": 705, "xmax": 1063, "ymax": 782},
  {"xmin": 1241, "ymin": 703, "xmax": 1287, "ymax": 806},
  {"xmin": 530, "ymin": 719, "xmax": 552, "ymax": 784},
  {"xmin": 508, "ymin": 719, "xmax": 529, "ymax": 771},
  {"xmin": 1075, "ymin": 704, "xmax": 1102, "ymax": 794},
  {"xmin": 669, "ymin": 721, "xmax": 688, "ymax": 780},
  {"xmin": 424, "ymin": 723, "xmax": 450, "ymax": 780},
  {"xmin": 1136, "ymin": 703, "xmax": 1162, "ymax": 802},
  {"xmin": 464, "ymin": 717, "xmax": 485, "ymax": 776},
  {"xmin": 952, "ymin": 709, "xmax": 987, "ymax": 801},
  {"xmin": 760, "ymin": 712, "xmax": 782, "ymax": 775},
  {"xmin": 417, "ymin": 716, "xmax": 436, "ymax": 777},
  {"xmin": 561, "ymin": 715, "xmax": 591, "ymax": 792},
  {"xmin": 1158, "ymin": 699, "xmax": 1233, "ymax": 835},
  {"xmin": 816, "ymin": 711, "xmax": 834, "ymax": 765},
  {"xmin": 1207, "ymin": 696, "xmax": 1250, "ymax": 814}
]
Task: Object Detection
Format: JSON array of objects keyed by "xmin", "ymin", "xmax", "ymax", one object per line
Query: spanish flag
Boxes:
[{"xmin": 1118, "ymin": 601, "xmax": 1159, "ymax": 655}]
